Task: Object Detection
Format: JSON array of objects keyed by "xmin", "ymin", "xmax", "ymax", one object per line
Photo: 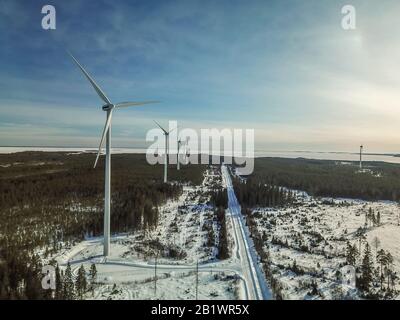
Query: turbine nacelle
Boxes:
[{"xmin": 102, "ymin": 104, "xmax": 115, "ymax": 111}]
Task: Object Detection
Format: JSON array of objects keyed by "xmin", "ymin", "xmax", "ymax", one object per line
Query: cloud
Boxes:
[{"xmin": 1, "ymin": 0, "xmax": 400, "ymax": 152}]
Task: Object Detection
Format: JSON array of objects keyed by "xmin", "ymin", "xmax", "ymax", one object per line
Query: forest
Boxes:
[
  {"xmin": 210, "ymin": 187, "xmax": 229, "ymax": 260},
  {"xmin": 0, "ymin": 151, "xmax": 206, "ymax": 299},
  {"xmin": 237, "ymin": 157, "xmax": 400, "ymax": 201},
  {"xmin": 233, "ymin": 177, "xmax": 294, "ymax": 208}
]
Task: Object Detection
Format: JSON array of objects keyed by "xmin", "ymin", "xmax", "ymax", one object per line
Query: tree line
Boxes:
[
  {"xmin": 210, "ymin": 185, "xmax": 229, "ymax": 260},
  {"xmin": 52, "ymin": 262, "xmax": 97, "ymax": 300},
  {"xmin": 241, "ymin": 157, "xmax": 400, "ymax": 201},
  {"xmin": 233, "ymin": 177, "xmax": 294, "ymax": 208}
]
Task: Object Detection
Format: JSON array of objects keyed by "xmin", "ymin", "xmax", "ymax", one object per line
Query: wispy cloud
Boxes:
[{"xmin": 1, "ymin": 0, "xmax": 400, "ymax": 152}]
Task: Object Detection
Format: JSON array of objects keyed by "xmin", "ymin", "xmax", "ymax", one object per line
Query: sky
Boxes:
[{"xmin": 1, "ymin": 0, "xmax": 400, "ymax": 153}]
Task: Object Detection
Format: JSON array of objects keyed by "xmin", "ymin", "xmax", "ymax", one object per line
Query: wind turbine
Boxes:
[
  {"xmin": 359, "ymin": 144, "xmax": 363, "ymax": 171},
  {"xmin": 177, "ymin": 135, "xmax": 186, "ymax": 170},
  {"xmin": 177, "ymin": 138, "xmax": 182, "ymax": 170},
  {"xmin": 185, "ymin": 137, "xmax": 190, "ymax": 165},
  {"xmin": 69, "ymin": 52, "xmax": 158, "ymax": 257},
  {"xmin": 154, "ymin": 121, "xmax": 174, "ymax": 183}
]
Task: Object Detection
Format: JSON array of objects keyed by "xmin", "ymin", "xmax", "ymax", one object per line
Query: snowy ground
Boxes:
[
  {"xmin": 41, "ymin": 163, "xmax": 400, "ymax": 300},
  {"xmin": 250, "ymin": 192, "xmax": 400, "ymax": 300},
  {"xmin": 45, "ymin": 167, "xmax": 250, "ymax": 300}
]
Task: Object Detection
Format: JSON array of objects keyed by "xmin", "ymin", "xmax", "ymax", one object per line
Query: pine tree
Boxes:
[
  {"xmin": 0, "ymin": 267, "xmax": 10, "ymax": 299},
  {"xmin": 25, "ymin": 254, "xmax": 44, "ymax": 300},
  {"xmin": 63, "ymin": 262, "xmax": 75, "ymax": 300},
  {"xmin": 385, "ymin": 252, "xmax": 393, "ymax": 290},
  {"xmin": 89, "ymin": 263, "xmax": 97, "ymax": 295},
  {"xmin": 345, "ymin": 242, "xmax": 358, "ymax": 266},
  {"xmin": 75, "ymin": 264, "xmax": 87, "ymax": 299},
  {"xmin": 377, "ymin": 249, "xmax": 388, "ymax": 290},
  {"xmin": 360, "ymin": 243, "xmax": 374, "ymax": 294},
  {"xmin": 346, "ymin": 242, "xmax": 356, "ymax": 266},
  {"xmin": 356, "ymin": 228, "xmax": 366, "ymax": 260},
  {"xmin": 389, "ymin": 269, "xmax": 397, "ymax": 291},
  {"xmin": 372, "ymin": 236, "xmax": 380, "ymax": 254},
  {"xmin": 371, "ymin": 214, "xmax": 377, "ymax": 227},
  {"xmin": 89, "ymin": 263, "xmax": 97, "ymax": 282},
  {"xmin": 55, "ymin": 264, "xmax": 63, "ymax": 299},
  {"xmin": 368, "ymin": 207, "xmax": 373, "ymax": 226}
]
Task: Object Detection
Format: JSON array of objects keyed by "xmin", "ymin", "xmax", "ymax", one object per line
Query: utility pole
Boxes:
[
  {"xmin": 359, "ymin": 145, "xmax": 363, "ymax": 171},
  {"xmin": 195, "ymin": 260, "xmax": 199, "ymax": 300}
]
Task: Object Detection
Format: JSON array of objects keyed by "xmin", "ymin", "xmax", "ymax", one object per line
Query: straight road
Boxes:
[{"xmin": 222, "ymin": 165, "xmax": 271, "ymax": 300}]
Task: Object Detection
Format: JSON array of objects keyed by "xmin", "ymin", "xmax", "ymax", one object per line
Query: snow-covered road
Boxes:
[{"xmin": 221, "ymin": 165, "xmax": 272, "ymax": 300}]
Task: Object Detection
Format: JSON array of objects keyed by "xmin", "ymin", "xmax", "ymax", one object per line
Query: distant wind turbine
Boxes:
[
  {"xmin": 185, "ymin": 137, "xmax": 190, "ymax": 165},
  {"xmin": 154, "ymin": 121, "xmax": 174, "ymax": 183},
  {"xmin": 69, "ymin": 52, "xmax": 158, "ymax": 257},
  {"xmin": 177, "ymin": 135, "xmax": 186, "ymax": 170}
]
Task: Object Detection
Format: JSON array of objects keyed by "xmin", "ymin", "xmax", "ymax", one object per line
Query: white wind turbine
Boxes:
[
  {"xmin": 153, "ymin": 121, "xmax": 174, "ymax": 183},
  {"xmin": 177, "ymin": 137, "xmax": 182, "ymax": 170},
  {"xmin": 185, "ymin": 137, "xmax": 190, "ymax": 165},
  {"xmin": 69, "ymin": 52, "xmax": 158, "ymax": 257},
  {"xmin": 176, "ymin": 129, "xmax": 187, "ymax": 170}
]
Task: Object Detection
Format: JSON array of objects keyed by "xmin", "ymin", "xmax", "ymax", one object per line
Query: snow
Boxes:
[
  {"xmin": 49, "ymin": 232, "xmax": 242, "ymax": 300},
  {"xmin": 41, "ymin": 163, "xmax": 400, "ymax": 300},
  {"xmin": 249, "ymin": 192, "xmax": 400, "ymax": 299},
  {"xmin": 43, "ymin": 167, "xmax": 263, "ymax": 300}
]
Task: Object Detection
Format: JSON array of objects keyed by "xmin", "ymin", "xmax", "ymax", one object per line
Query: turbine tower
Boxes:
[
  {"xmin": 177, "ymin": 137, "xmax": 185, "ymax": 170},
  {"xmin": 185, "ymin": 138, "xmax": 190, "ymax": 165},
  {"xmin": 154, "ymin": 121, "xmax": 174, "ymax": 183},
  {"xmin": 69, "ymin": 52, "xmax": 158, "ymax": 256},
  {"xmin": 359, "ymin": 145, "xmax": 363, "ymax": 170}
]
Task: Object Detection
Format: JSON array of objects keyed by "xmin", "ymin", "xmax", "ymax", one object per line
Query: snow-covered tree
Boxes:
[
  {"xmin": 359, "ymin": 243, "xmax": 374, "ymax": 294},
  {"xmin": 63, "ymin": 262, "xmax": 75, "ymax": 300},
  {"xmin": 75, "ymin": 264, "xmax": 87, "ymax": 299}
]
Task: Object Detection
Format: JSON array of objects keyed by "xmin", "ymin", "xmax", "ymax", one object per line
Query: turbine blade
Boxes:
[
  {"xmin": 168, "ymin": 127, "xmax": 176, "ymax": 134},
  {"xmin": 68, "ymin": 51, "xmax": 112, "ymax": 105},
  {"xmin": 153, "ymin": 120, "xmax": 167, "ymax": 134},
  {"xmin": 94, "ymin": 111, "xmax": 113, "ymax": 168},
  {"xmin": 115, "ymin": 101, "xmax": 160, "ymax": 108}
]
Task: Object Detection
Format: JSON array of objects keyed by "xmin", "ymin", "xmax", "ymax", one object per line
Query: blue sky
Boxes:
[{"xmin": 1, "ymin": 0, "xmax": 400, "ymax": 152}]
